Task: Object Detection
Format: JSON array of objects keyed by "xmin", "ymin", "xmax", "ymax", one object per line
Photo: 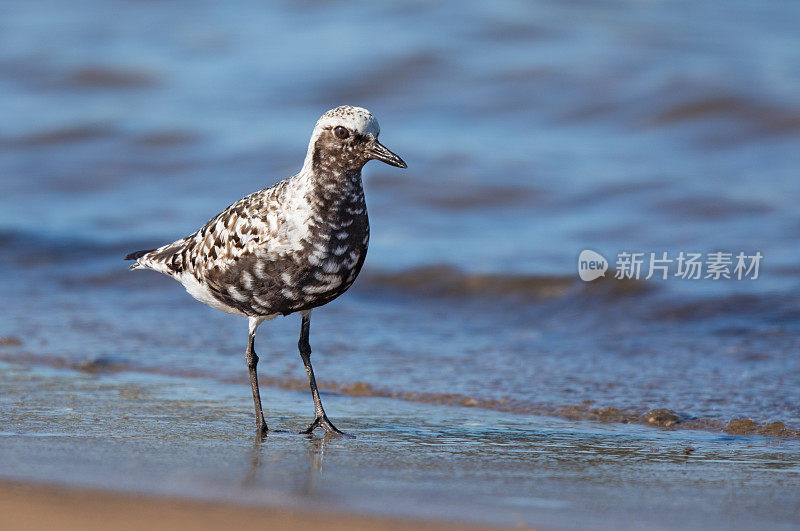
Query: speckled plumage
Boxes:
[
  {"xmin": 128, "ymin": 106, "xmax": 398, "ymax": 319},
  {"xmin": 125, "ymin": 106, "xmax": 406, "ymax": 436}
]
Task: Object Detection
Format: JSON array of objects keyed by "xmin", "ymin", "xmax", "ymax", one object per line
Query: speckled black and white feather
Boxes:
[{"xmin": 126, "ymin": 106, "xmax": 403, "ymax": 321}]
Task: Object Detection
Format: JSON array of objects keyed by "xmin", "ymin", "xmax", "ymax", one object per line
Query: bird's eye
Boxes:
[{"xmin": 333, "ymin": 126, "xmax": 350, "ymax": 139}]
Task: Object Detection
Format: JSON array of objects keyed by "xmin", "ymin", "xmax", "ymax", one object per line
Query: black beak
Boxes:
[{"xmin": 368, "ymin": 138, "xmax": 407, "ymax": 168}]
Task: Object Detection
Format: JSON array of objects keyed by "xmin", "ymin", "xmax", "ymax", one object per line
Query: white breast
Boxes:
[{"xmin": 179, "ymin": 272, "xmax": 248, "ymax": 317}]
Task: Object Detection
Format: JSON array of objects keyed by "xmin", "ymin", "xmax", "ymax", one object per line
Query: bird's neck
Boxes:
[{"xmin": 297, "ymin": 165, "xmax": 366, "ymax": 222}]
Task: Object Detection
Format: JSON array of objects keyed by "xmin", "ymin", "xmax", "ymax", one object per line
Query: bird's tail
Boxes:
[
  {"xmin": 124, "ymin": 248, "xmax": 157, "ymax": 270},
  {"xmin": 125, "ymin": 237, "xmax": 192, "ymax": 275}
]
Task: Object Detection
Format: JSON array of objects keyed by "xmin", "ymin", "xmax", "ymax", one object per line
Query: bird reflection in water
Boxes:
[{"xmin": 243, "ymin": 432, "xmax": 330, "ymax": 496}]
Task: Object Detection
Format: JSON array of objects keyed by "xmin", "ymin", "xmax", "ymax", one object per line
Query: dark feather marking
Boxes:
[
  {"xmin": 125, "ymin": 248, "xmax": 155, "ymax": 261},
  {"xmin": 147, "ymin": 240, "xmax": 190, "ymax": 274},
  {"xmin": 129, "ymin": 106, "xmax": 384, "ymax": 319},
  {"xmin": 201, "ymin": 165, "xmax": 370, "ymax": 317}
]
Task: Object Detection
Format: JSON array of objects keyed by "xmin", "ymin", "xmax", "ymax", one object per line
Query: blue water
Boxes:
[{"xmin": 3, "ymin": 0, "xmax": 800, "ymax": 277}]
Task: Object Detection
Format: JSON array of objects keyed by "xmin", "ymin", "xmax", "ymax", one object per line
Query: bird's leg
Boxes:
[
  {"xmin": 298, "ymin": 312, "xmax": 347, "ymax": 436},
  {"xmin": 245, "ymin": 322, "xmax": 268, "ymax": 436}
]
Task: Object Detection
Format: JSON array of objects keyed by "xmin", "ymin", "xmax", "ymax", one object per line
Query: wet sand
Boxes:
[
  {"xmin": 2, "ymin": 360, "xmax": 799, "ymax": 530},
  {"xmin": 0, "ymin": 481, "xmax": 505, "ymax": 531},
  {"xmin": 2, "ymin": 462, "xmax": 527, "ymax": 531}
]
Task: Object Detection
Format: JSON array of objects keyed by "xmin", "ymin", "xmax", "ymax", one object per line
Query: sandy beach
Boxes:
[{"xmin": 0, "ymin": 481, "xmax": 508, "ymax": 531}]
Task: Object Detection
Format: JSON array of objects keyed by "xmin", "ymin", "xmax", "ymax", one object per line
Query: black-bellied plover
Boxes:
[{"xmin": 125, "ymin": 106, "xmax": 406, "ymax": 436}]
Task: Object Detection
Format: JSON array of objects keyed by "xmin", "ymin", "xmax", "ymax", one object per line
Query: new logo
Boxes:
[{"xmin": 578, "ymin": 250, "xmax": 608, "ymax": 281}]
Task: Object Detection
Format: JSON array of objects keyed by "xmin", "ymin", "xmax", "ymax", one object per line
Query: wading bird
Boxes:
[{"xmin": 126, "ymin": 106, "xmax": 406, "ymax": 436}]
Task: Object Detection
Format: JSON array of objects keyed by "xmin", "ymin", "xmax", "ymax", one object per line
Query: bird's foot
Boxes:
[
  {"xmin": 301, "ymin": 415, "xmax": 353, "ymax": 438},
  {"xmin": 255, "ymin": 420, "xmax": 269, "ymax": 439}
]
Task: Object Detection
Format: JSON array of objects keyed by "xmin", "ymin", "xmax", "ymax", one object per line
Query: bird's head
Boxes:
[{"xmin": 304, "ymin": 106, "xmax": 406, "ymax": 174}]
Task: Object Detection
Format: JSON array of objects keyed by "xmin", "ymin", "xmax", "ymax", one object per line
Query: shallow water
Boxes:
[
  {"xmin": 2, "ymin": 362, "xmax": 799, "ymax": 529},
  {"xmin": 1, "ymin": 0, "xmax": 800, "ymax": 526}
]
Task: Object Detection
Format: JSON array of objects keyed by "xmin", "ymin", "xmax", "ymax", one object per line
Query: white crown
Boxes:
[{"xmin": 314, "ymin": 106, "xmax": 380, "ymax": 137}]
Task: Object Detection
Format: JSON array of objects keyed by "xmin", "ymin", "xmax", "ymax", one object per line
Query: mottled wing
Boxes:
[
  {"xmin": 195, "ymin": 178, "xmax": 327, "ymax": 316},
  {"xmin": 131, "ymin": 178, "xmax": 294, "ymax": 277}
]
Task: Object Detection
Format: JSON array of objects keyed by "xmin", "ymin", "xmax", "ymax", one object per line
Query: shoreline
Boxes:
[
  {"xmin": 1, "ymin": 363, "xmax": 798, "ymax": 529},
  {"xmin": 2, "ymin": 352, "xmax": 797, "ymax": 440},
  {"xmin": 0, "ymin": 480, "xmax": 514, "ymax": 531}
]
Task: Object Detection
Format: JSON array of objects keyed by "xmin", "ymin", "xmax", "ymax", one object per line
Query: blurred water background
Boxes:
[{"xmin": 1, "ymin": 0, "xmax": 800, "ymax": 527}]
